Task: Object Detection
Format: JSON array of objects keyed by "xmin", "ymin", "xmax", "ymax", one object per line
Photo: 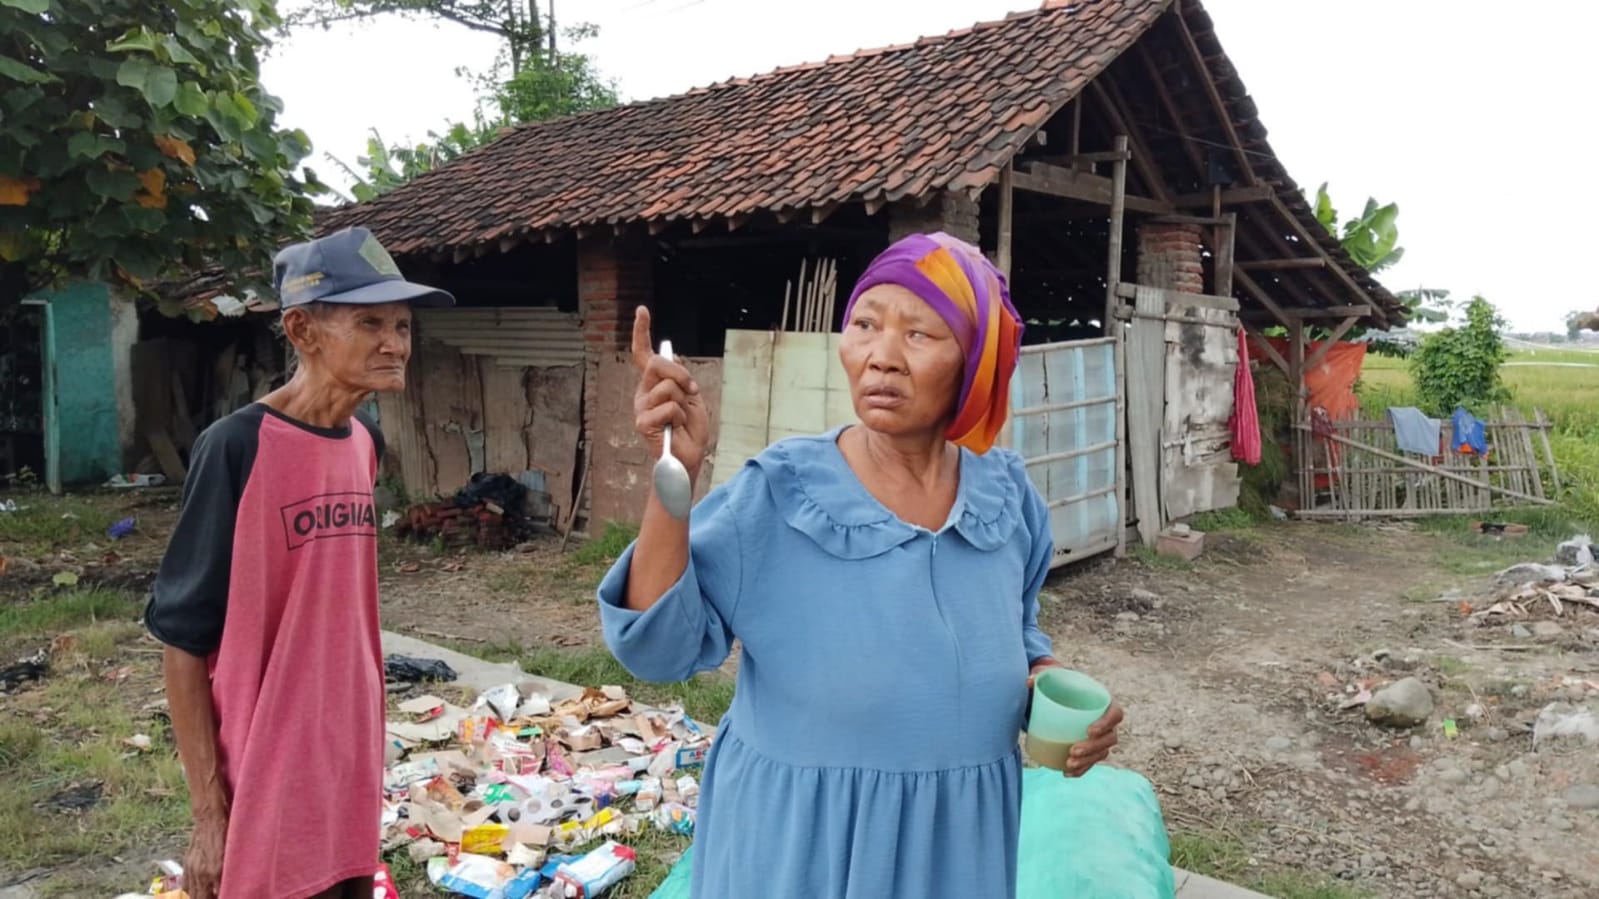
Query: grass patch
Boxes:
[
  {"xmin": 0, "ymin": 499, "xmax": 121, "ymax": 554},
  {"xmin": 1432, "ymin": 655, "xmax": 1471, "ymax": 677},
  {"xmin": 1171, "ymin": 829, "xmax": 1372, "ymax": 899},
  {"xmin": 0, "ymin": 608, "xmax": 188, "ymax": 888},
  {"xmin": 0, "ymin": 589, "xmax": 141, "ymax": 640},
  {"xmin": 1132, "ymin": 546, "xmax": 1193, "ymax": 572},
  {"xmin": 566, "ymin": 521, "xmax": 638, "ymax": 570},
  {"xmin": 1187, "ymin": 507, "xmax": 1261, "ymax": 533}
]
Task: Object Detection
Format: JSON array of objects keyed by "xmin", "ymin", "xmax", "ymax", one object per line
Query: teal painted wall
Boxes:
[{"xmin": 38, "ymin": 282, "xmax": 124, "ymax": 490}]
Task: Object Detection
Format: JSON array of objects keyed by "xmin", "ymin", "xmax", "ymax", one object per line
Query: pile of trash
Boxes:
[
  {"xmin": 1466, "ymin": 535, "xmax": 1599, "ymax": 627},
  {"xmin": 376, "ymin": 677, "xmax": 708, "ymax": 897},
  {"xmin": 124, "ymin": 675, "xmax": 711, "ymax": 899}
]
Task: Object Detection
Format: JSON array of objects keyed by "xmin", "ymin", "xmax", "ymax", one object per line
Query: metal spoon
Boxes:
[{"xmin": 653, "ymin": 339, "xmax": 694, "ymax": 521}]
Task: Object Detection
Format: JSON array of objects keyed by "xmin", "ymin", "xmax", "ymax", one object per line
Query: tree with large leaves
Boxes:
[{"xmin": 0, "ymin": 0, "xmax": 323, "ymax": 307}]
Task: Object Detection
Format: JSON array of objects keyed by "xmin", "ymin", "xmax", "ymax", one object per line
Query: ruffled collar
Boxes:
[{"xmin": 750, "ymin": 427, "xmax": 1022, "ymax": 560}]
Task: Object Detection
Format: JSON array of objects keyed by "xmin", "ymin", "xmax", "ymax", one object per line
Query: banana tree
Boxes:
[{"xmin": 1313, "ymin": 183, "xmax": 1404, "ymax": 273}]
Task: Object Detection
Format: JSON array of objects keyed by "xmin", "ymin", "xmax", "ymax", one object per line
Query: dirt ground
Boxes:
[
  {"xmin": 374, "ymin": 521, "xmax": 1599, "ymax": 899},
  {"xmin": 4, "ymin": 488, "xmax": 1597, "ymax": 898}
]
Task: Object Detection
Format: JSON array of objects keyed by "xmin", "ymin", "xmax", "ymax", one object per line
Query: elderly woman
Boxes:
[
  {"xmin": 599, "ymin": 232, "xmax": 1124, "ymax": 898},
  {"xmin": 145, "ymin": 228, "xmax": 452, "ymax": 899}
]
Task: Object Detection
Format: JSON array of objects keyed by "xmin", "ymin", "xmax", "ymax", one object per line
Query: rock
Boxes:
[
  {"xmin": 1129, "ymin": 587, "xmax": 1160, "ymax": 603},
  {"xmin": 1531, "ymin": 621, "xmax": 1564, "ymax": 639},
  {"xmin": 1366, "ymin": 677, "xmax": 1434, "ymax": 728},
  {"xmin": 1115, "ymin": 611, "xmax": 1141, "ymax": 623},
  {"xmin": 1510, "ymin": 624, "xmax": 1533, "ymax": 639},
  {"xmin": 1495, "ymin": 562, "xmax": 1567, "ymax": 586},
  {"xmin": 1164, "ymin": 736, "xmax": 1184, "ymax": 751},
  {"xmin": 1555, "ymin": 535, "xmax": 1593, "ymax": 567},
  {"xmin": 1464, "ymin": 702, "xmax": 1486, "ymax": 720},
  {"xmin": 1438, "ymin": 767, "xmax": 1469, "ymax": 786},
  {"xmin": 1478, "ymin": 776, "xmax": 1501, "ymax": 799},
  {"xmin": 1510, "ymin": 685, "xmax": 1530, "ymax": 698},
  {"xmin": 1533, "ymin": 702, "xmax": 1599, "ymax": 746},
  {"xmin": 1546, "ymin": 814, "xmax": 1573, "ymax": 832},
  {"xmin": 1265, "ymin": 736, "xmax": 1294, "ymax": 752},
  {"xmin": 1485, "ymin": 727, "xmax": 1509, "ymax": 743},
  {"xmin": 514, "ymin": 542, "xmax": 539, "ymax": 554},
  {"xmin": 1457, "ymin": 870, "xmax": 1485, "ymax": 891},
  {"xmin": 1563, "ymin": 784, "xmax": 1599, "ymax": 810},
  {"xmin": 1410, "ymin": 735, "xmax": 1427, "ymax": 751},
  {"xmin": 1507, "ymin": 758, "xmax": 1531, "ymax": 780}
]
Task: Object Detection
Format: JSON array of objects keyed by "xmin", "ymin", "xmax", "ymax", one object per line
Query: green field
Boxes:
[{"xmin": 1358, "ymin": 347, "xmax": 1599, "ymax": 527}]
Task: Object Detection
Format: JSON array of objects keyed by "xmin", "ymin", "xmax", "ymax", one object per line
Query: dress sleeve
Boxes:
[
  {"xmin": 1019, "ymin": 473, "xmax": 1056, "ymax": 666},
  {"xmin": 596, "ymin": 468, "xmax": 753, "ymax": 683},
  {"xmin": 144, "ymin": 412, "xmax": 260, "ymax": 657}
]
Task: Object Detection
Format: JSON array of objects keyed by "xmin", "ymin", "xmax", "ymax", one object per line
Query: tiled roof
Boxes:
[{"xmin": 318, "ymin": 0, "xmax": 1171, "ymax": 256}]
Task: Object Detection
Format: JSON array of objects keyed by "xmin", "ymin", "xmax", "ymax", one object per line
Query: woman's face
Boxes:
[
  {"xmin": 839, "ymin": 284, "xmax": 966, "ymax": 439},
  {"xmin": 285, "ymin": 301, "xmax": 413, "ymax": 394}
]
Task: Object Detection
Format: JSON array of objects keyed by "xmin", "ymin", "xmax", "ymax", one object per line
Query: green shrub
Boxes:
[{"xmin": 1410, "ymin": 297, "xmax": 1509, "ymax": 415}]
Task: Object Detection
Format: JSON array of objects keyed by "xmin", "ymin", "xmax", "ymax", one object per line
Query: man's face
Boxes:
[{"xmin": 287, "ymin": 302, "xmax": 413, "ymax": 394}]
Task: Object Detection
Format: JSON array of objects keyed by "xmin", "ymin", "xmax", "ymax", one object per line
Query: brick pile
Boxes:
[{"xmin": 395, "ymin": 500, "xmax": 516, "ymax": 551}]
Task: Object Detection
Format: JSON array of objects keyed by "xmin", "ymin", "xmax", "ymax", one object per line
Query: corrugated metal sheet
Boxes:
[{"xmin": 415, "ymin": 307, "xmax": 584, "ymax": 368}]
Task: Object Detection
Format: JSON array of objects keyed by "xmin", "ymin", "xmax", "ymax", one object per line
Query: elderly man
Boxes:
[{"xmin": 145, "ymin": 228, "xmax": 452, "ymax": 899}]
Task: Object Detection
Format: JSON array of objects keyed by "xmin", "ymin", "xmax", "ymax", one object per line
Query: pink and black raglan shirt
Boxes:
[{"xmin": 146, "ymin": 403, "xmax": 386, "ymax": 899}]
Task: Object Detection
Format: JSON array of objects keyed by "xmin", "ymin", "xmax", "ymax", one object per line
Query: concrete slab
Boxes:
[
  {"xmin": 382, "ymin": 632, "xmax": 1273, "ymax": 899},
  {"xmin": 381, "ymin": 630, "xmax": 582, "ymax": 700},
  {"xmin": 1174, "ymin": 867, "xmax": 1273, "ymax": 898}
]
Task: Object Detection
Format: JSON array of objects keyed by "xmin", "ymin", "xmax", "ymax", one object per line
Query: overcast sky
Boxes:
[{"xmin": 261, "ymin": 0, "xmax": 1597, "ymax": 333}]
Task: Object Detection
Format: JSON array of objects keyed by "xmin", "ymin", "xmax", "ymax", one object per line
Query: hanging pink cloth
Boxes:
[{"xmin": 1230, "ymin": 328, "xmax": 1262, "ymax": 465}]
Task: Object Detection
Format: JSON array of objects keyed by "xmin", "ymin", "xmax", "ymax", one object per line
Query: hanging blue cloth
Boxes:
[
  {"xmin": 1387, "ymin": 407, "xmax": 1441, "ymax": 456},
  {"xmin": 1452, "ymin": 407, "xmax": 1488, "ymax": 456}
]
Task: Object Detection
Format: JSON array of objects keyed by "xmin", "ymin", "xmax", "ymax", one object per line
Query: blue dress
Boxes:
[{"xmin": 597, "ymin": 428, "xmax": 1055, "ymax": 899}]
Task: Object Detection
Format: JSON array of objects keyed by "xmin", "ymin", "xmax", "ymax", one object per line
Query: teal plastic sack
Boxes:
[{"xmin": 649, "ymin": 765, "xmax": 1173, "ymax": 898}]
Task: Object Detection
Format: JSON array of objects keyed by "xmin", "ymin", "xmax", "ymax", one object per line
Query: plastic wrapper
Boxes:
[
  {"xmin": 651, "ymin": 802, "xmax": 695, "ymax": 836},
  {"xmin": 551, "ymin": 841, "xmax": 637, "ymax": 898}
]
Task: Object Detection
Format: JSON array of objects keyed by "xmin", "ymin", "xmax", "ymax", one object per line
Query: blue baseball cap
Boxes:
[{"xmin": 273, "ymin": 227, "xmax": 454, "ymax": 308}]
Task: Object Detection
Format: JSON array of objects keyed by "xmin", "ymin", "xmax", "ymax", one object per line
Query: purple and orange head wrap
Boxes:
[{"xmin": 842, "ymin": 232, "xmax": 1023, "ymax": 454}]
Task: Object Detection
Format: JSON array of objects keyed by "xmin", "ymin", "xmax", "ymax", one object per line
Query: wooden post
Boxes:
[
  {"xmin": 1214, "ymin": 212, "xmax": 1235, "ymax": 300},
  {"xmin": 1290, "ymin": 317, "xmax": 1306, "ymax": 508},
  {"xmin": 997, "ymin": 162, "xmax": 1014, "ymax": 278},
  {"xmin": 1104, "ymin": 134, "xmax": 1128, "ymax": 334},
  {"xmin": 1114, "ymin": 331, "xmax": 1129, "ymax": 558}
]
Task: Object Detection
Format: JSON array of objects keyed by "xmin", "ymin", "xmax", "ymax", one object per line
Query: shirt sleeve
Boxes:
[
  {"xmin": 595, "ymin": 469, "xmax": 754, "ymax": 683},
  {"xmin": 144, "ymin": 411, "xmax": 260, "ymax": 657},
  {"xmin": 1018, "ymin": 469, "xmax": 1056, "ymax": 666},
  {"xmin": 355, "ymin": 409, "xmax": 386, "ymax": 467}
]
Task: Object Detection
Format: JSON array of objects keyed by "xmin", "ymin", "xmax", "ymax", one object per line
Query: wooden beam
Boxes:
[
  {"xmin": 997, "ymin": 162, "xmax": 1014, "ymax": 278},
  {"xmin": 1011, "ymin": 162, "xmax": 1173, "ymax": 215},
  {"xmin": 1238, "ymin": 257, "xmax": 1325, "ymax": 271},
  {"xmin": 1151, "ymin": 213, "xmax": 1230, "ymax": 227},
  {"xmin": 1071, "ymin": 96, "xmax": 1082, "ymax": 157},
  {"xmin": 1039, "ymin": 150, "xmax": 1131, "ymax": 166},
  {"xmin": 1091, "ymin": 78, "xmax": 1170, "ymax": 203},
  {"xmin": 1233, "ymin": 268, "xmax": 1292, "ymax": 328},
  {"xmin": 1114, "ymin": 282, "xmax": 1239, "ymax": 313},
  {"xmin": 1170, "ymin": 4, "xmax": 1257, "ymax": 184},
  {"xmin": 1174, "ymin": 184, "xmax": 1275, "ymax": 207},
  {"xmin": 1136, "ymin": 40, "xmax": 1207, "ymax": 182},
  {"xmin": 1304, "ymin": 315, "xmax": 1361, "ymax": 369},
  {"xmin": 1244, "ymin": 326, "xmax": 1289, "ymax": 375},
  {"xmin": 1268, "ymin": 194, "xmax": 1385, "ymax": 325},
  {"xmin": 1104, "ymin": 135, "xmax": 1128, "ymax": 331},
  {"xmin": 1283, "ymin": 304, "xmax": 1371, "ymax": 319}
]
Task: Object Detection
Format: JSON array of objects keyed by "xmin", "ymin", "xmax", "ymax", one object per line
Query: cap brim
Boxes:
[{"xmin": 310, "ymin": 279, "xmax": 456, "ymax": 308}]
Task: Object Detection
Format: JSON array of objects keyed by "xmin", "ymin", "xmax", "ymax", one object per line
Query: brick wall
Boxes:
[
  {"xmin": 577, "ymin": 234, "xmax": 654, "ymax": 528},
  {"xmin": 1136, "ymin": 222, "xmax": 1205, "ymax": 295},
  {"xmin": 888, "ymin": 190, "xmax": 980, "ymax": 244}
]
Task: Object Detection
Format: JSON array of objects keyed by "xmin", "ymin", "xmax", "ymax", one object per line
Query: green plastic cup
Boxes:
[{"xmin": 1025, "ymin": 668, "xmax": 1111, "ymax": 771}]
